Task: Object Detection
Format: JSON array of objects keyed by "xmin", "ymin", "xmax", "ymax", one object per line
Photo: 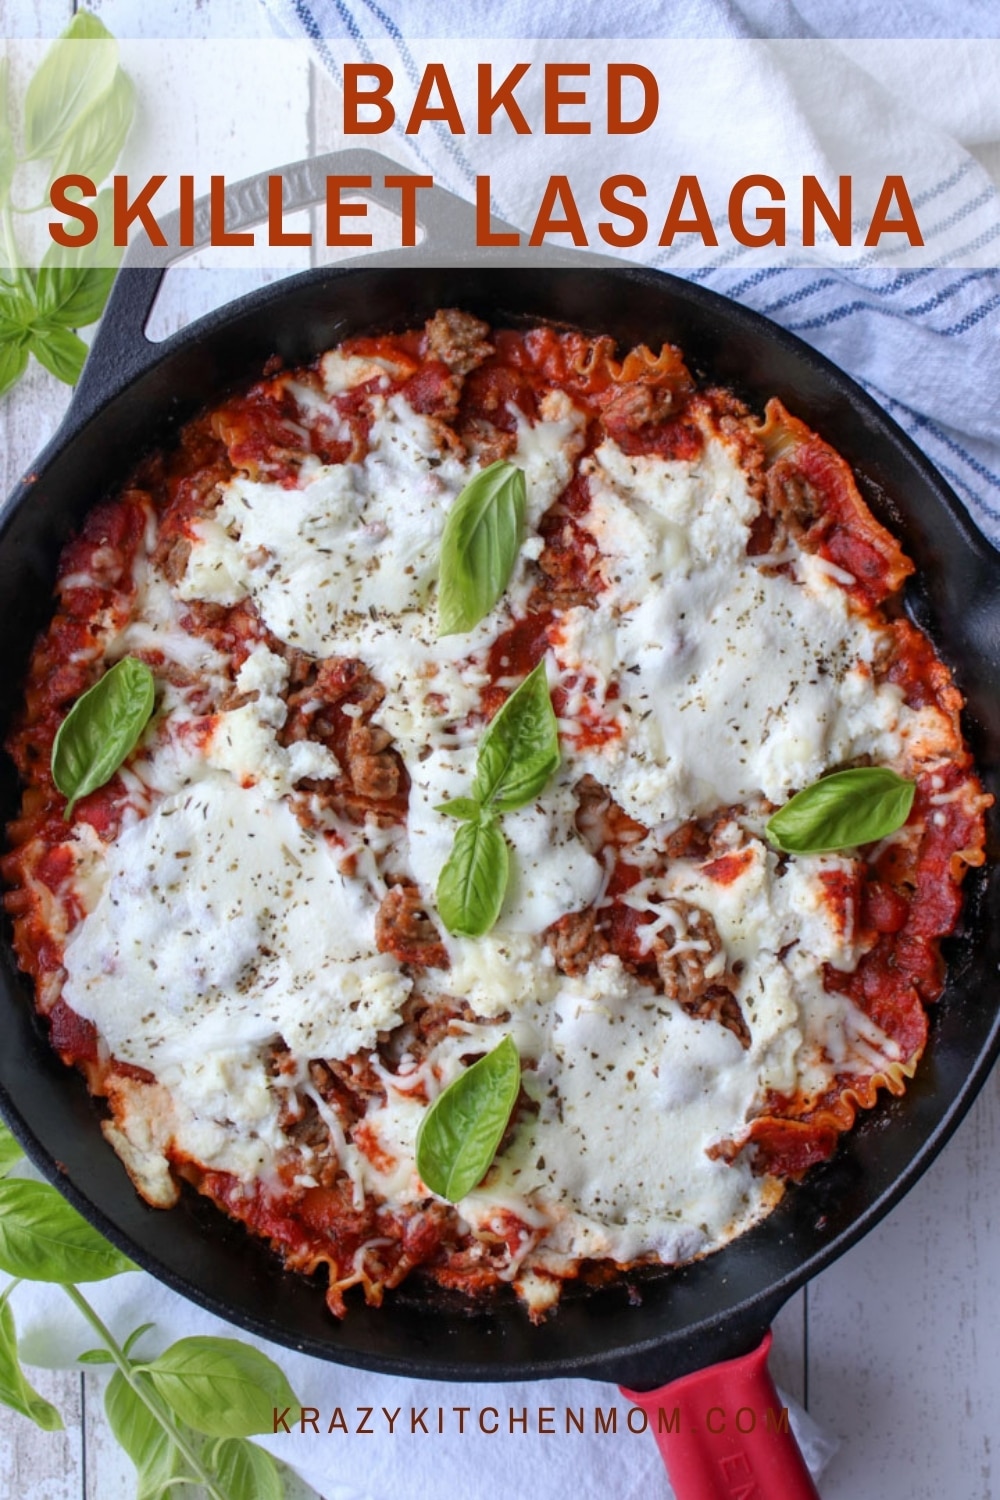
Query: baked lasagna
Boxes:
[{"xmin": 2, "ymin": 309, "xmax": 989, "ymax": 1319}]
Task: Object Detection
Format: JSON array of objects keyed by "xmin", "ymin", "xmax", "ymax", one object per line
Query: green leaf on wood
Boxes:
[
  {"xmin": 24, "ymin": 12, "xmax": 118, "ymax": 162},
  {"xmin": 0, "ymin": 1295, "xmax": 63, "ymax": 1430},
  {"xmin": 209, "ymin": 1437, "xmax": 284, "ymax": 1500},
  {"xmin": 143, "ymin": 1337, "xmax": 300, "ymax": 1440},
  {"xmin": 0, "ymin": 1178, "xmax": 137, "ymax": 1283},
  {"xmin": 47, "ymin": 68, "xmax": 134, "ymax": 190},
  {"xmin": 105, "ymin": 1369, "xmax": 195, "ymax": 1500},
  {"xmin": 29, "ymin": 323, "xmax": 87, "ymax": 383}
]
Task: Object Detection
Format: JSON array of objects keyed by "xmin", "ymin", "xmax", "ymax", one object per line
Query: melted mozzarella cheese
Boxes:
[
  {"xmin": 406, "ymin": 745, "xmax": 603, "ymax": 936},
  {"xmin": 342, "ymin": 959, "xmax": 778, "ymax": 1265},
  {"xmin": 179, "ymin": 396, "xmax": 468, "ymax": 649},
  {"xmin": 553, "ymin": 438, "xmax": 911, "ymax": 826},
  {"xmin": 205, "ymin": 644, "xmax": 340, "ymax": 798},
  {"xmin": 64, "ymin": 379, "xmax": 939, "ymax": 1288},
  {"xmin": 62, "ymin": 774, "xmax": 410, "ymax": 1072}
]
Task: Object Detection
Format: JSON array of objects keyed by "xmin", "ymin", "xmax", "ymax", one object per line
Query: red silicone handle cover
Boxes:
[{"xmin": 620, "ymin": 1331, "xmax": 821, "ymax": 1500}]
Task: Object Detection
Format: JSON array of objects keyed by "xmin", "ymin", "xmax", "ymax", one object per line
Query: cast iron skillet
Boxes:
[{"xmin": 1, "ymin": 154, "xmax": 999, "ymax": 1496}]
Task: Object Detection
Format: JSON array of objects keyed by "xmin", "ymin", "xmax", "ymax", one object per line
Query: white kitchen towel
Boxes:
[
  {"xmin": 690, "ymin": 264, "xmax": 1000, "ymax": 545},
  {"xmin": 262, "ymin": 0, "xmax": 1000, "ymax": 39},
  {"xmin": 2, "ymin": 1257, "xmax": 837, "ymax": 1500},
  {"xmin": 261, "ymin": 2, "xmax": 1000, "ymax": 266},
  {"xmin": 246, "ymin": 7, "xmax": 997, "ymax": 1499},
  {"xmin": 256, "ymin": 1, "xmax": 1000, "ymax": 552},
  {"xmin": 7, "ymin": 7, "xmax": 999, "ymax": 1500}
]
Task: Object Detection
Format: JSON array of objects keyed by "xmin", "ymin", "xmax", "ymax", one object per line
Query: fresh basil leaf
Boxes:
[
  {"xmin": 105, "ymin": 1369, "xmax": 196, "ymax": 1500},
  {"xmin": 78, "ymin": 1347, "xmax": 115, "ymax": 1365},
  {"xmin": 29, "ymin": 324, "xmax": 87, "ymax": 385},
  {"xmin": 48, "ymin": 67, "xmax": 134, "ymax": 191},
  {"xmin": 36, "ymin": 265, "xmax": 115, "ymax": 328},
  {"xmin": 144, "ymin": 1337, "xmax": 300, "ymax": 1440},
  {"xmin": 38, "ymin": 188, "xmax": 119, "ymax": 330},
  {"xmin": 51, "ymin": 655, "xmax": 156, "ymax": 819},
  {"xmin": 0, "ymin": 1120, "xmax": 24, "ymax": 1177},
  {"xmin": 0, "ymin": 284, "xmax": 35, "ymax": 399},
  {"xmin": 0, "ymin": 1178, "xmax": 137, "ymax": 1282},
  {"xmin": 416, "ymin": 1035, "xmax": 521, "ymax": 1202},
  {"xmin": 434, "ymin": 796, "xmax": 483, "ymax": 822},
  {"xmin": 0, "ymin": 338, "xmax": 29, "ymax": 400},
  {"xmin": 766, "ymin": 766, "xmax": 916, "ymax": 855},
  {"xmin": 438, "ymin": 460, "xmax": 526, "ymax": 636},
  {"xmin": 0, "ymin": 59, "xmax": 15, "ymax": 208},
  {"xmin": 0, "ymin": 286, "xmax": 36, "ymax": 331},
  {"xmin": 433, "ymin": 667, "xmax": 559, "ymax": 936},
  {"xmin": 24, "ymin": 12, "xmax": 118, "ymax": 161},
  {"xmin": 122, "ymin": 1322, "xmax": 157, "ymax": 1359},
  {"xmin": 209, "ymin": 1437, "xmax": 283, "ymax": 1500},
  {"xmin": 0, "ymin": 317, "xmax": 28, "ymax": 343},
  {"xmin": 41, "ymin": 186, "xmax": 120, "ymax": 281},
  {"xmin": 0, "ymin": 310, "xmax": 26, "ymax": 338},
  {"xmin": 0, "ymin": 1296, "xmax": 63, "ymax": 1430},
  {"xmin": 473, "ymin": 659, "xmax": 560, "ymax": 813},
  {"xmin": 437, "ymin": 815, "xmax": 508, "ymax": 938}
]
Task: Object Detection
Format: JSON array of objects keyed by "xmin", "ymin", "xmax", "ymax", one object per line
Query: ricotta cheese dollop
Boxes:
[{"xmin": 54, "ymin": 358, "xmax": 961, "ymax": 1311}]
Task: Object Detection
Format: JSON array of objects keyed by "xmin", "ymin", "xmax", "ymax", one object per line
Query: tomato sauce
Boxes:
[{"xmin": 1, "ymin": 312, "xmax": 989, "ymax": 1311}]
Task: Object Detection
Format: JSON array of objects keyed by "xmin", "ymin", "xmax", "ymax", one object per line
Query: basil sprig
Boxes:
[
  {"xmin": 51, "ymin": 656, "xmax": 155, "ymax": 819},
  {"xmin": 0, "ymin": 14, "xmax": 132, "ymax": 401},
  {"xmin": 0, "ymin": 1120, "xmax": 299, "ymax": 1498},
  {"xmin": 437, "ymin": 460, "xmax": 526, "ymax": 636},
  {"xmin": 436, "ymin": 660, "xmax": 560, "ymax": 937},
  {"xmin": 766, "ymin": 766, "xmax": 916, "ymax": 855},
  {"xmin": 415, "ymin": 1035, "xmax": 522, "ymax": 1202}
]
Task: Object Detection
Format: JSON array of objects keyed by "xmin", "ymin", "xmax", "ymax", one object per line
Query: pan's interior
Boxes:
[{"xmin": 2, "ymin": 267, "xmax": 999, "ymax": 1389}]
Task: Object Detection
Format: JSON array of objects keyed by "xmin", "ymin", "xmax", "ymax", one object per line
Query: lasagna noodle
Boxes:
[{"xmin": 2, "ymin": 311, "xmax": 988, "ymax": 1320}]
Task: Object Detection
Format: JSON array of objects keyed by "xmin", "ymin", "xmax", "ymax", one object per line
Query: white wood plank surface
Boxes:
[
  {"xmin": 0, "ymin": 6, "xmax": 323, "ymax": 1497},
  {"xmin": 3, "ymin": 1367, "xmax": 82, "ymax": 1500},
  {"xmin": 0, "ymin": 4, "xmax": 998, "ymax": 1499},
  {"xmin": 810, "ymin": 1063, "xmax": 1000, "ymax": 1500},
  {"xmin": 0, "ymin": 355, "xmax": 87, "ymax": 1500}
]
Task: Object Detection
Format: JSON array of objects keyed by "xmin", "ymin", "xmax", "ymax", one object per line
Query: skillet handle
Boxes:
[
  {"xmin": 67, "ymin": 148, "xmax": 514, "ymax": 432},
  {"xmin": 620, "ymin": 1332, "xmax": 821, "ymax": 1500},
  {"xmin": 69, "ymin": 267, "xmax": 164, "ymax": 431}
]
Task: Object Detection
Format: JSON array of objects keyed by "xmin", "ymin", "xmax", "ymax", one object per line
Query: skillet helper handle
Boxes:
[
  {"xmin": 620, "ymin": 1332, "xmax": 821, "ymax": 1500},
  {"xmin": 69, "ymin": 148, "xmax": 500, "ymax": 430}
]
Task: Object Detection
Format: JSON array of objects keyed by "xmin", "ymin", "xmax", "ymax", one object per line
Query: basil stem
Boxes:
[
  {"xmin": 415, "ymin": 1035, "xmax": 522, "ymax": 1202},
  {"xmin": 436, "ymin": 661, "xmax": 561, "ymax": 938},
  {"xmin": 62, "ymin": 1286, "xmax": 231, "ymax": 1500},
  {"xmin": 0, "ymin": 1124, "xmax": 293, "ymax": 1497},
  {"xmin": 766, "ymin": 766, "xmax": 916, "ymax": 855},
  {"xmin": 51, "ymin": 655, "xmax": 155, "ymax": 819},
  {"xmin": 437, "ymin": 460, "xmax": 526, "ymax": 636}
]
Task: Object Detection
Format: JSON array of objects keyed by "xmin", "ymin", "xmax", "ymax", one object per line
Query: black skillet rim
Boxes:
[{"xmin": 1, "ymin": 264, "xmax": 998, "ymax": 1388}]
